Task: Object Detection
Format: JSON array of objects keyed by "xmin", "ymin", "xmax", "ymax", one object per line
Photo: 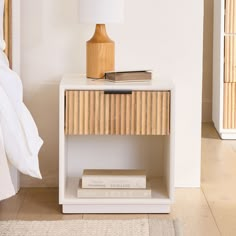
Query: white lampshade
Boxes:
[{"xmin": 79, "ymin": 0, "xmax": 124, "ymax": 24}]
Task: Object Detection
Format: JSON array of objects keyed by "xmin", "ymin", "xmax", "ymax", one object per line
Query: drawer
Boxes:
[
  {"xmin": 224, "ymin": 36, "xmax": 236, "ymax": 82},
  {"xmin": 225, "ymin": 0, "xmax": 236, "ymax": 33},
  {"xmin": 224, "ymin": 83, "xmax": 236, "ymax": 129},
  {"xmin": 65, "ymin": 90, "xmax": 170, "ymax": 135}
]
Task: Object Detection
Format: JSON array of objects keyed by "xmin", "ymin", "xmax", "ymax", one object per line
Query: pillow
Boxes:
[{"xmin": 0, "ymin": 0, "xmax": 6, "ymax": 50}]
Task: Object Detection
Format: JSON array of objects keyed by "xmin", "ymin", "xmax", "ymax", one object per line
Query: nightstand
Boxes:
[{"xmin": 59, "ymin": 75, "xmax": 175, "ymax": 213}]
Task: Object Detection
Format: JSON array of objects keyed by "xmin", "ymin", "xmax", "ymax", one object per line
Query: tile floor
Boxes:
[{"xmin": 1, "ymin": 123, "xmax": 236, "ymax": 235}]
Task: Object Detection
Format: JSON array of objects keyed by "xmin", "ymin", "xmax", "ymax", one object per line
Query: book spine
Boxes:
[
  {"xmin": 82, "ymin": 177, "xmax": 146, "ymax": 189},
  {"xmin": 77, "ymin": 189, "xmax": 151, "ymax": 198}
]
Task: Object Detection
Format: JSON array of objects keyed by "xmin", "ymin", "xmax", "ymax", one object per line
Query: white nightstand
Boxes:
[{"xmin": 59, "ymin": 75, "xmax": 175, "ymax": 213}]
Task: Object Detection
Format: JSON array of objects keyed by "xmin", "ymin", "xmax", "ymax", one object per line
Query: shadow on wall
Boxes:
[
  {"xmin": 21, "ymin": 82, "xmax": 60, "ymax": 187},
  {"xmin": 202, "ymin": 0, "xmax": 214, "ymax": 122}
]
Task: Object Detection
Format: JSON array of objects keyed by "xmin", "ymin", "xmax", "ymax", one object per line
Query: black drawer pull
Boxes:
[{"xmin": 104, "ymin": 90, "xmax": 132, "ymax": 95}]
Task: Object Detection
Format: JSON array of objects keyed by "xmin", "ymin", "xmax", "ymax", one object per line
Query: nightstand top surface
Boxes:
[{"xmin": 60, "ymin": 74, "xmax": 174, "ymax": 91}]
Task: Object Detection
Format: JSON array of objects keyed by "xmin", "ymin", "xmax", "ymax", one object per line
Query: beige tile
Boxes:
[
  {"xmin": 201, "ymin": 126, "xmax": 236, "ymax": 236},
  {"xmin": 17, "ymin": 188, "xmax": 54, "ymax": 220},
  {"xmin": 83, "ymin": 214, "xmax": 148, "ymax": 220},
  {"xmin": 16, "ymin": 188, "xmax": 59, "ymax": 220},
  {"xmin": 15, "ymin": 188, "xmax": 82, "ymax": 220},
  {"xmin": 207, "ymin": 200, "xmax": 236, "ymax": 236},
  {"xmin": 16, "ymin": 201, "xmax": 83, "ymax": 220},
  {"xmin": 201, "ymin": 137, "xmax": 236, "ymax": 189},
  {"xmin": 201, "ymin": 122, "xmax": 220, "ymax": 139},
  {"xmin": 0, "ymin": 189, "xmax": 26, "ymax": 220},
  {"xmin": 201, "ymin": 139, "xmax": 236, "ymax": 184},
  {"xmin": 16, "ymin": 201, "xmax": 61, "ymax": 220},
  {"xmin": 23, "ymin": 187, "xmax": 58, "ymax": 203},
  {"xmin": 149, "ymin": 189, "xmax": 220, "ymax": 236}
]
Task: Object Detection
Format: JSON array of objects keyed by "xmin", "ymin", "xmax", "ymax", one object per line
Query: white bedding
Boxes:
[
  {"xmin": 0, "ymin": 51, "xmax": 43, "ymax": 201},
  {"xmin": 0, "ymin": 125, "xmax": 15, "ymax": 200}
]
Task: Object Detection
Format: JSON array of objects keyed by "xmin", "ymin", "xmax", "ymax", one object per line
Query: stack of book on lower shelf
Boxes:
[
  {"xmin": 104, "ymin": 70, "xmax": 152, "ymax": 82},
  {"xmin": 77, "ymin": 169, "xmax": 152, "ymax": 198}
]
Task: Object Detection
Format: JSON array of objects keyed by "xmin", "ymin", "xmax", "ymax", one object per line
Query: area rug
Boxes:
[{"xmin": 0, "ymin": 218, "xmax": 181, "ymax": 236}]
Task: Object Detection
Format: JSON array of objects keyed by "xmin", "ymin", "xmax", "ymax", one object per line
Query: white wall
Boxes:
[{"xmin": 20, "ymin": 0, "xmax": 203, "ymax": 187}]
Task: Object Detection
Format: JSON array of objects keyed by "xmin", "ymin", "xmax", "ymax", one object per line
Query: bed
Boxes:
[{"xmin": 0, "ymin": 0, "xmax": 43, "ymax": 200}]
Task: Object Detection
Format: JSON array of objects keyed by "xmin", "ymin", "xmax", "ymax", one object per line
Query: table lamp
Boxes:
[{"xmin": 79, "ymin": 0, "xmax": 124, "ymax": 79}]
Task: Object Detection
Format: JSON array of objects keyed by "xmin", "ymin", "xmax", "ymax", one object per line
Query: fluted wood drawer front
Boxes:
[
  {"xmin": 225, "ymin": 0, "xmax": 236, "ymax": 33},
  {"xmin": 65, "ymin": 90, "xmax": 170, "ymax": 135},
  {"xmin": 224, "ymin": 36, "xmax": 236, "ymax": 82},
  {"xmin": 224, "ymin": 83, "xmax": 236, "ymax": 129}
]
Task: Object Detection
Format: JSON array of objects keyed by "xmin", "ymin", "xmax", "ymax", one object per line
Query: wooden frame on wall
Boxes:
[
  {"xmin": 3, "ymin": 0, "xmax": 20, "ymax": 192},
  {"xmin": 4, "ymin": 0, "xmax": 12, "ymax": 67}
]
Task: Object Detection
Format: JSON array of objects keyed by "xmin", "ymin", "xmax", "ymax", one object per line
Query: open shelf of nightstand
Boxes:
[
  {"xmin": 59, "ymin": 75, "xmax": 175, "ymax": 213},
  {"xmin": 65, "ymin": 177, "xmax": 170, "ymax": 204},
  {"xmin": 62, "ymin": 177, "xmax": 171, "ymax": 213}
]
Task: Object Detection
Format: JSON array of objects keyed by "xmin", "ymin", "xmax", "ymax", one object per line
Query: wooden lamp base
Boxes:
[{"xmin": 86, "ymin": 24, "xmax": 115, "ymax": 79}]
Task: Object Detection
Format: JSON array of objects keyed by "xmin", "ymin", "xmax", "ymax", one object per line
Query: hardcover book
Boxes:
[
  {"xmin": 77, "ymin": 179, "xmax": 151, "ymax": 198},
  {"xmin": 104, "ymin": 70, "xmax": 152, "ymax": 82},
  {"xmin": 82, "ymin": 169, "xmax": 146, "ymax": 189}
]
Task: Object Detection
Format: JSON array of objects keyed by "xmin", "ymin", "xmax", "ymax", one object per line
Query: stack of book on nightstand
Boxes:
[
  {"xmin": 104, "ymin": 70, "xmax": 152, "ymax": 82},
  {"xmin": 77, "ymin": 169, "xmax": 152, "ymax": 198}
]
